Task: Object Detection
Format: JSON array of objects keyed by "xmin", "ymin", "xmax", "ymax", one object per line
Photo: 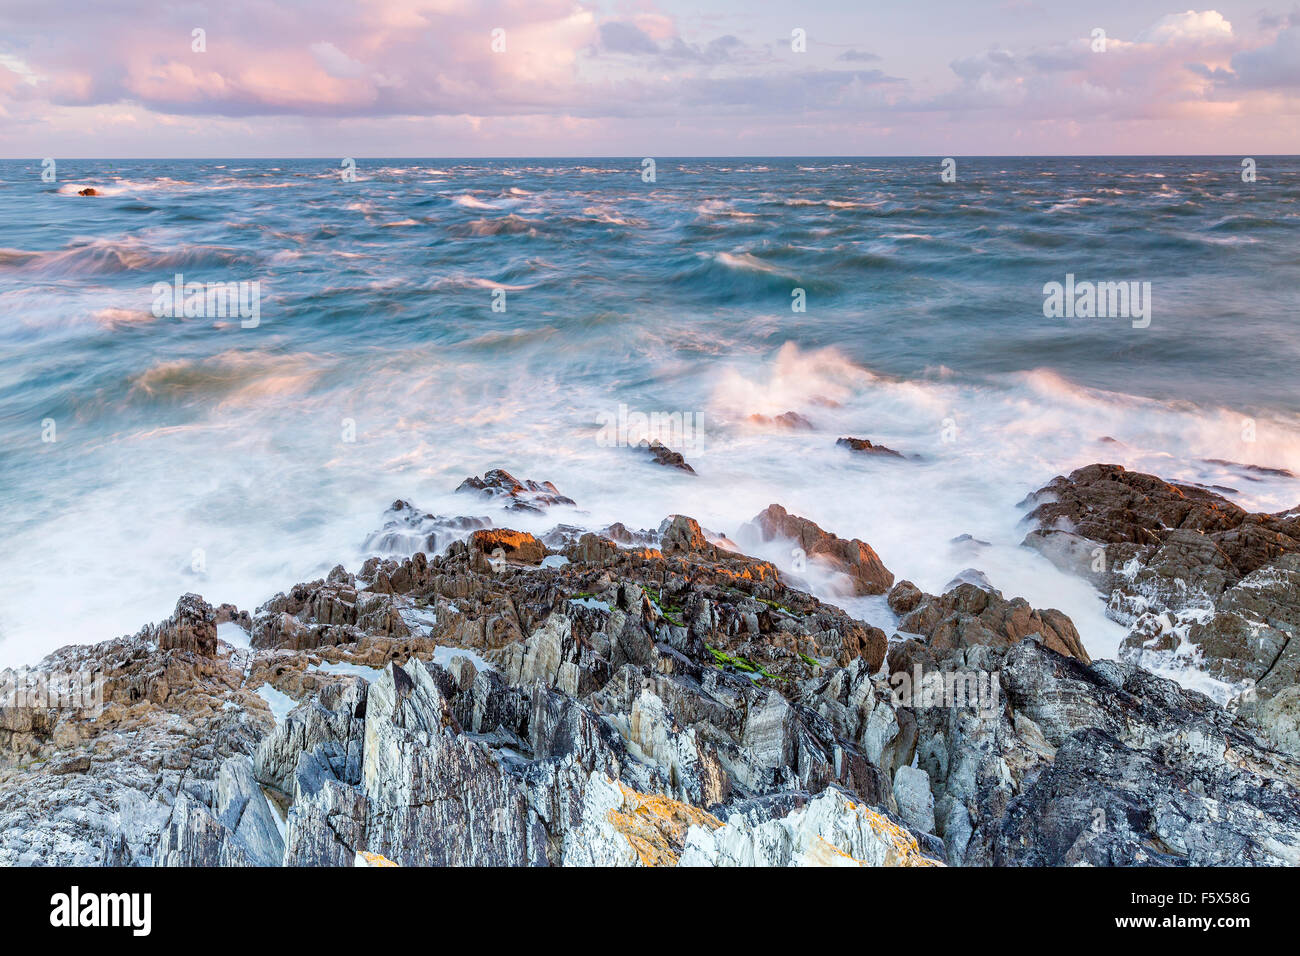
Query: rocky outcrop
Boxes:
[
  {"xmin": 456, "ymin": 469, "xmax": 576, "ymax": 513},
  {"xmin": 143, "ymin": 593, "xmax": 218, "ymax": 657},
  {"xmin": 888, "ymin": 579, "xmax": 1090, "ymax": 663},
  {"xmin": 638, "ymin": 440, "xmax": 696, "ymax": 474},
  {"xmin": 469, "ymin": 528, "xmax": 547, "ymax": 566},
  {"xmin": 679, "ymin": 787, "xmax": 940, "ymax": 867},
  {"xmin": 363, "ymin": 499, "xmax": 490, "ymax": 556},
  {"xmin": 743, "ymin": 504, "xmax": 894, "ymax": 596},
  {"xmin": 837, "ymin": 437, "xmax": 903, "ymax": 459},
  {"xmin": 6, "ymin": 482, "xmax": 1300, "ymax": 868},
  {"xmin": 747, "ymin": 412, "xmax": 815, "ymax": 430},
  {"xmin": 1022, "ymin": 463, "xmax": 1300, "ymax": 750}
]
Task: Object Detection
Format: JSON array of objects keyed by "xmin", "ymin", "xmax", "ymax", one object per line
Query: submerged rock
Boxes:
[
  {"xmin": 636, "ymin": 439, "xmax": 696, "ymax": 473},
  {"xmin": 837, "ymin": 436, "xmax": 904, "ymax": 458},
  {"xmin": 748, "ymin": 412, "xmax": 814, "ymax": 430},
  {"xmin": 364, "ymin": 500, "xmax": 490, "ymax": 556}
]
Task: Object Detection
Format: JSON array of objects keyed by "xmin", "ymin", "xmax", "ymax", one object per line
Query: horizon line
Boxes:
[{"xmin": 3, "ymin": 153, "xmax": 1295, "ymax": 161}]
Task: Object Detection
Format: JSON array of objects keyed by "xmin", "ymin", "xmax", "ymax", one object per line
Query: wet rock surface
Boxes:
[
  {"xmin": 456, "ymin": 469, "xmax": 577, "ymax": 513},
  {"xmin": 1023, "ymin": 463, "xmax": 1300, "ymax": 754},
  {"xmin": 637, "ymin": 439, "xmax": 696, "ymax": 474},
  {"xmin": 837, "ymin": 436, "xmax": 904, "ymax": 459},
  {"xmin": 743, "ymin": 504, "xmax": 895, "ymax": 596},
  {"xmin": 4, "ymin": 464, "xmax": 1300, "ymax": 866}
]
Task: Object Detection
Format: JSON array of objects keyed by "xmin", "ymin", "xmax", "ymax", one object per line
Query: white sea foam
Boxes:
[{"xmin": 4, "ymin": 341, "xmax": 1297, "ymax": 678}]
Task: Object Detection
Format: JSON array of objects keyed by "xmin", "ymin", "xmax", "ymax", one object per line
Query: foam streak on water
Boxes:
[{"xmin": 1, "ymin": 157, "xmax": 1297, "ymax": 669}]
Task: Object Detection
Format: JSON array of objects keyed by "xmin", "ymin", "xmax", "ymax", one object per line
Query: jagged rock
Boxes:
[
  {"xmin": 563, "ymin": 773, "xmax": 723, "ymax": 866},
  {"xmin": 469, "ymin": 528, "xmax": 547, "ymax": 566},
  {"xmin": 743, "ymin": 504, "xmax": 894, "ymax": 596},
  {"xmin": 1023, "ymin": 463, "xmax": 1300, "ymax": 720},
  {"xmin": 638, "ymin": 440, "xmax": 696, "ymax": 474},
  {"xmin": 360, "ymin": 659, "xmax": 546, "ymax": 865},
  {"xmin": 893, "ymin": 582, "xmax": 1090, "ymax": 663},
  {"xmin": 364, "ymin": 500, "xmax": 490, "ymax": 556},
  {"xmin": 887, "ymin": 580, "xmax": 925, "ymax": 615},
  {"xmin": 498, "ymin": 613, "xmax": 608, "ymax": 697},
  {"xmin": 747, "ymin": 412, "xmax": 814, "ymax": 430},
  {"xmin": 837, "ymin": 437, "xmax": 904, "ymax": 458},
  {"xmin": 144, "ymin": 593, "xmax": 218, "ymax": 657},
  {"xmin": 679, "ymin": 787, "xmax": 940, "ymax": 866},
  {"xmin": 892, "ymin": 765, "xmax": 936, "ymax": 835},
  {"xmin": 456, "ymin": 469, "xmax": 576, "ymax": 513},
  {"xmin": 659, "ymin": 515, "xmax": 710, "ymax": 554},
  {"xmin": 155, "ymin": 755, "xmax": 284, "ymax": 866},
  {"xmin": 967, "ymin": 639, "xmax": 1300, "ymax": 865},
  {"xmin": 9, "ymin": 486, "xmax": 1300, "ymax": 870}
]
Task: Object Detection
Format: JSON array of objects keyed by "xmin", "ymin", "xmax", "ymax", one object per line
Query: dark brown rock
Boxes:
[
  {"xmin": 638, "ymin": 439, "xmax": 696, "ymax": 474},
  {"xmin": 837, "ymin": 437, "xmax": 903, "ymax": 458},
  {"xmin": 747, "ymin": 412, "xmax": 814, "ymax": 430},
  {"xmin": 897, "ymin": 582, "xmax": 1090, "ymax": 664},
  {"xmin": 746, "ymin": 504, "xmax": 894, "ymax": 596},
  {"xmin": 456, "ymin": 469, "xmax": 576, "ymax": 513}
]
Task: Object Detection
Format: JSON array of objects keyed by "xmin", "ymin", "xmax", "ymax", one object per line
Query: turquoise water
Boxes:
[{"xmin": 1, "ymin": 156, "xmax": 1298, "ymax": 666}]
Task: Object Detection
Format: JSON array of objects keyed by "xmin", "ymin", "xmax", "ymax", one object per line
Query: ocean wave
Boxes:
[
  {"xmin": 0, "ymin": 237, "xmax": 254, "ymax": 277},
  {"xmin": 695, "ymin": 200, "xmax": 758, "ymax": 218},
  {"xmin": 447, "ymin": 215, "xmax": 537, "ymax": 237},
  {"xmin": 451, "ymin": 194, "xmax": 504, "ymax": 210},
  {"xmin": 125, "ymin": 350, "xmax": 325, "ymax": 407}
]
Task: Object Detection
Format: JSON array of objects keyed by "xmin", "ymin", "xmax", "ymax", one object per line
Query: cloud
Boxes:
[
  {"xmin": 598, "ymin": 21, "xmax": 659, "ymax": 55},
  {"xmin": 1137, "ymin": 9, "xmax": 1233, "ymax": 44},
  {"xmin": 931, "ymin": 9, "xmax": 1270, "ymax": 121},
  {"xmin": 309, "ymin": 42, "xmax": 367, "ymax": 79},
  {"xmin": 0, "ymin": 3, "xmax": 1296, "ymax": 154},
  {"xmin": 1228, "ymin": 24, "xmax": 1300, "ymax": 88}
]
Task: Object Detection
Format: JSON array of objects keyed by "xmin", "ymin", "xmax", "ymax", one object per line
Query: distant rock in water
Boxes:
[
  {"xmin": 1201, "ymin": 457, "xmax": 1296, "ymax": 479},
  {"xmin": 637, "ymin": 439, "xmax": 695, "ymax": 473},
  {"xmin": 742, "ymin": 503, "xmax": 894, "ymax": 596},
  {"xmin": 77, "ymin": 187, "xmax": 97, "ymax": 196},
  {"xmin": 748, "ymin": 411, "xmax": 814, "ymax": 430},
  {"xmin": 837, "ymin": 436, "xmax": 904, "ymax": 458},
  {"xmin": 456, "ymin": 468, "xmax": 576, "ymax": 513},
  {"xmin": 364, "ymin": 499, "xmax": 490, "ymax": 556}
]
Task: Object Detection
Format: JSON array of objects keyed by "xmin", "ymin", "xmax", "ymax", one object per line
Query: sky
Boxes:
[{"xmin": 0, "ymin": 0, "xmax": 1297, "ymax": 156}]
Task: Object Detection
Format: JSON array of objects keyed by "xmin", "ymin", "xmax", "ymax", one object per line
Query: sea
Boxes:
[{"xmin": 1, "ymin": 156, "xmax": 1298, "ymax": 689}]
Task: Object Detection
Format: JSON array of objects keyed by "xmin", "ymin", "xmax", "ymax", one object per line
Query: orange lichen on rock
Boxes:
[
  {"xmin": 355, "ymin": 850, "xmax": 399, "ymax": 867},
  {"xmin": 850, "ymin": 802, "xmax": 942, "ymax": 867},
  {"xmin": 606, "ymin": 783, "xmax": 723, "ymax": 867},
  {"xmin": 469, "ymin": 528, "xmax": 546, "ymax": 565}
]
